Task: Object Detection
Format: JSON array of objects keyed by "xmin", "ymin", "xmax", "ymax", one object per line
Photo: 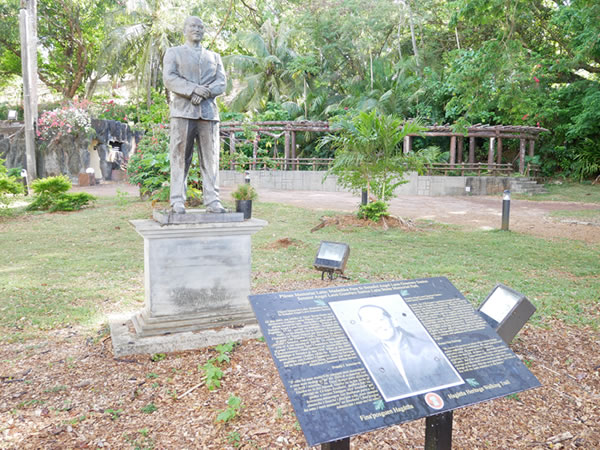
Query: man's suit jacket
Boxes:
[
  {"xmin": 163, "ymin": 45, "xmax": 226, "ymax": 121},
  {"xmin": 361, "ymin": 330, "xmax": 462, "ymax": 400}
]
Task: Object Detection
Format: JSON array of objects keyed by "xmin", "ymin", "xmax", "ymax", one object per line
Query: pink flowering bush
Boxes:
[{"xmin": 37, "ymin": 99, "xmax": 94, "ymax": 143}]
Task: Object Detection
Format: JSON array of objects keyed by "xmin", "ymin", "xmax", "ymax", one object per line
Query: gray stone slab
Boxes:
[
  {"xmin": 109, "ymin": 313, "xmax": 262, "ymax": 357},
  {"xmin": 153, "ymin": 208, "xmax": 243, "ymax": 224}
]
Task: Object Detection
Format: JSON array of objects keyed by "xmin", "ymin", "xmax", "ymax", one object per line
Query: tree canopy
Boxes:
[{"xmin": 1, "ymin": 0, "xmax": 599, "ymax": 178}]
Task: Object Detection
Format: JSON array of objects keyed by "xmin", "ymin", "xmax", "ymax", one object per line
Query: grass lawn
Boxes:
[
  {"xmin": 523, "ymin": 180, "xmax": 600, "ymax": 203},
  {"xmin": 1, "ymin": 189, "xmax": 598, "ymax": 343}
]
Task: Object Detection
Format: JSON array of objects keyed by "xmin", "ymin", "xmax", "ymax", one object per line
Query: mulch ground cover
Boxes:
[{"xmin": 1, "ymin": 297, "xmax": 598, "ymax": 449}]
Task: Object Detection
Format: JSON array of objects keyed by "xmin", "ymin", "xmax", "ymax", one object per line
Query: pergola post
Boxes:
[
  {"xmin": 468, "ymin": 136, "xmax": 475, "ymax": 164},
  {"xmin": 519, "ymin": 139, "xmax": 526, "ymax": 174},
  {"xmin": 229, "ymin": 132, "xmax": 236, "ymax": 155},
  {"xmin": 284, "ymin": 126, "xmax": 291, "ymax": 170},
  {"xmin": 252, "ymin": 135, "xmax": 259, "ymax": 169},
  {"xmin": 457, "ymin": 137, "xmax": 464, "ymax": 164},
  {"xmin": 528, "ymin": 139, "xmax": 535, "ymax": 158},
  {"xmin": 403, "ymin": 135, "xmax": 412, "ymax": 154},
  {"xmin": 487, "ymin": 137, "xmax": 495, "ymax": 168},
  {"xmin": 449, "ymin": 136, "xmax": 457, "ymax": 168},
  {"xmin": 496, "ymin": 137, "xmax": 503, "ymax": 164},
  {"xmin": 291, "ymin": 131, "xmax": 297, "ymax": 170}
]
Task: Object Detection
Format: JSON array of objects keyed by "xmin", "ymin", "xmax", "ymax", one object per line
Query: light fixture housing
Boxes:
[
  {"xmin": 7, "ymin": 110, "xmax": 17, "ymax": 120},
  {"xmin": 314, "ymin": 241, "xmax": 350, "ymax": 280},
  {"xmin": 478, "ymin": 283, "xmax": 536, "ymax": 344}
]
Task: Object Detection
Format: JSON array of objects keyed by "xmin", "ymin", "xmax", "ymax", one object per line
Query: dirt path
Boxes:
[{"xmin": 72, "ymin": 183, "xmax": 600, "ymax": 243}]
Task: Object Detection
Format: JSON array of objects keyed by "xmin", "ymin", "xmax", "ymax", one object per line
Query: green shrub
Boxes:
[
  {"xmin": 231, "ymin": 184, "xmax": 258, "ymax": 201},
  {"xmin": 127, "ymin": 125, "xmax": 201, "ymax": 202},
  {"xmin": 26, "ymin": 176, "xmax": 96, "ymax": 212},
  {"xmin": 0, "ymin": 158, "xmax": 25, "ymax": 205},
  {"xmin": 357, "ymin": 200, "xmax": 389, "ymax": 222},
  {"xmin": 31, "ymin": 175, "xmax": 71, "ymax": 195}
]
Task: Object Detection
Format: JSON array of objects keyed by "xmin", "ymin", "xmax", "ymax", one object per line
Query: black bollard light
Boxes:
[
  {"xmin": 244, "ymin": 171, "xmax": 251, "ymax": 184},
  {"xmin": 501, "ymin": 190, "xmax": 511, "ymax": 231},
  {"xmin": 361, "ymin": 189, "xmax": 368, "ymax": 206}
]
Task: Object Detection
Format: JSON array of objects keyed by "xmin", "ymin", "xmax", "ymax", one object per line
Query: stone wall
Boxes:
[
  {"xmin": 220, "ymin": 170, "xmax": 519, "ymax": 196},
  {"xmin": 0, "ymin": 120, "xmax": 140, "ymax": 181}
]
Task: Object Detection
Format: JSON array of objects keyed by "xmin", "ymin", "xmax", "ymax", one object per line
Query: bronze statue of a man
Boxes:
[{"xmin": 163, "ymin": 16, "xmax": 226, "ymax": 214}]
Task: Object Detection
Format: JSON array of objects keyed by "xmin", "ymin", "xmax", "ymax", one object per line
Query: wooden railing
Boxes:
[
  {"xmin": 425, "ymin": 163, "xmax": 513, "ymax": 176},
  {"xmin": 225, "ymin": 157, "xmax": 334, "ymax": 171},
  {"xmin": 223, "ymin": 158, "xmax": 526, "ymax": 176}
]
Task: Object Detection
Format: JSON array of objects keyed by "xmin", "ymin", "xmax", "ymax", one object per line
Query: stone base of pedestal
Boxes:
[
  {"xmin": 108, "ymin": 215, "xmax": 267, "ymax": 356},
  {"xmin": 109, "ymin": 313, "xmax": 261, "ymax": 357},
  {"xmin": 131, "ymin": 305, "xmax": 256, "ymax": 337}
]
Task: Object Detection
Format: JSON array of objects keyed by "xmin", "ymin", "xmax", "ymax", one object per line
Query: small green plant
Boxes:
[
  {"xmin": 115, "ymin": 189, "xmax": 130, "ymax": 206},
  {"xmin": 146, "ymin": 372, "xmax": 159, "ymax": 379},
  {"xmin": 215, "ymin": 341, "xmax": 237, "ymax": 364},
  {"xmin": 141, "ymin": 403, "xmax": 158, "ymax": 414},
  {"xmin": 200, "ymin": 360, "xmax": 223, "ymax": 391},
  {"xmin": 505, "ymin": 393, "xmax": 521, "ymax": 401},
  {"xmin": 150, "ymin": 353, "xmax": 166, "ymax": 362},
  {"xmin": 216, "ymin": 395, "xmax": 243, "ymax": 423},
  {"xmin": 105, "ymin": 408, "xmax": 123, "ymax": 420},
  {"xmin": 227, "ymin": 431, "xmax": 242, "ymax": 448},
  {"xmin": 231, "ymin": 184, "xmax": 258, "ymax": 201},
  {"xmin": 357, "ymin": 200, "xmax": 389, "ymax": 222}
]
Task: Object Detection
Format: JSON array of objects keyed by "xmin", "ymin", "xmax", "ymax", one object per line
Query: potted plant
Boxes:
[{"xmin": 231, "ymin": 184, "xmax": 258, "ymax": 219}]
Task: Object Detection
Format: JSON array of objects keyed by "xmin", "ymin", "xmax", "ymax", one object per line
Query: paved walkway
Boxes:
[{"xmin": 71, "ymin": 181, "xmax": 600, "ymax": 243}]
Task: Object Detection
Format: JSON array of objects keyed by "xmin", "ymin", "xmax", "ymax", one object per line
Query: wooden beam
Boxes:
[
  {"xmin": 449, "ymin": 136, "xmax": 456, "ymax": 168},
  {"xmin": 457, "ymin": 137, "xmax": 464, "ymax": 164}
]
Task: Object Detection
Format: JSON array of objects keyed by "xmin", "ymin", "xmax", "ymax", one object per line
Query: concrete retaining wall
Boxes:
[{"xmin": 220, "ymin": 170, "xmax": 514, "ymax": 196}]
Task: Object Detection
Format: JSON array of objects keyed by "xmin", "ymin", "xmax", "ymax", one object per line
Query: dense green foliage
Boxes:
[
  {"xmin": 322, "ymin": 110, "xmax": 426, "ymax": 202},
  {"xmin": 26, "ymin": 175, "xmax": 96, "ymax": 212},
  {"xmin": 231, "ymin": 184, "xmax": 258, "ymax": 201},
  {"xmin": 0, "ymin": 157, "xmax": 24, "ymax": 204},
  {"xmin": 357, "ymin": 200, "xmax": 389, "ymax": 222},
  {"xmin": 1, "ymin": 0, "xmax": 599, "ymax": 179}
]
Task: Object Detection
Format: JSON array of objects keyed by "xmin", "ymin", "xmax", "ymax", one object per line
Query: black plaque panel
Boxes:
[{"xmin": 249, "ymin": 278, "xmax": 540, "ymax": 446}]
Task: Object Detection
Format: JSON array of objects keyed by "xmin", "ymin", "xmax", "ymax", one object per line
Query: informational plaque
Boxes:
[{"xmin": 249, "ymin": 277, "xmax": 540, "ymax": 446}]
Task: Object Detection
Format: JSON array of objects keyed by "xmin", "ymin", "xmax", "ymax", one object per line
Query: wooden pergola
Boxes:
[
  {"xmin": 403, "ymin": 124, "xmax": 549, "ymax": 174},
  {"xmin": 220, "ymin": 121, "xmax": 549, "ymax": 174}
]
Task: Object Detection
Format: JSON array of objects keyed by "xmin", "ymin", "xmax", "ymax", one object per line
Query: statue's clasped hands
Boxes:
[{"xmin": 191, "ymin": 86, "xmax": 210, "ymax": 105}]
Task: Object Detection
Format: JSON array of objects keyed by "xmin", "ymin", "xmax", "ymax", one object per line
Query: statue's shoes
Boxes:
[
  {"xmin": 172, "ymin": 202, "xmax": 186, "ymax": 214},
  {"xmin": 206, "ymin": 201, "xmax": 226, "ymax": 213}
]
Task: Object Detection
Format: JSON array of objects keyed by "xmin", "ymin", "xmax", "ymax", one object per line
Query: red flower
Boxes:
[
  {"xmin": 533, "ymin": 76, "xmax": 540, "ymax": 83},
  {"xmin": 522, "ymin": 114, "xmax": 529, "ymax": 120}
]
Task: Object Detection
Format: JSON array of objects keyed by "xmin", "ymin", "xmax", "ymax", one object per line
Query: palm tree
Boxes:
[
  {"xmin": 91, "ymin": 0, "xmax": 186, "ymax": 105},
  {"xmin": 223, "ymin": 20, "xmax": 296, "ymax": 112}
]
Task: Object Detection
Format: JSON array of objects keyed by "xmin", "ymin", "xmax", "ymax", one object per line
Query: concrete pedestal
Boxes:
[{"xmin": 109, "ymin": 215, "xmax": 267, "ymax": 356}]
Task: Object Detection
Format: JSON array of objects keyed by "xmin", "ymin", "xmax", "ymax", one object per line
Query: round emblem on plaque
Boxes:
[{"xmin": 424, "ymin": 392, "xmax": 444, "ymax": 410}]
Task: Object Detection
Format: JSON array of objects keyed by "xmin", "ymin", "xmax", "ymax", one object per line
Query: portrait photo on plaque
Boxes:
[{"xmin": 329, "ymin": 294, "xmax": 464, "ymax": 402}]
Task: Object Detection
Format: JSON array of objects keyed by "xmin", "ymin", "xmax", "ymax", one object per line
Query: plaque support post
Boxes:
[
  {"xmin": 425, "ymin": 411, "xmax": 453, "ymax": 450},
  {"xmin": 321, "ymin": 437, "xmax": 350, "ymax": 450}
]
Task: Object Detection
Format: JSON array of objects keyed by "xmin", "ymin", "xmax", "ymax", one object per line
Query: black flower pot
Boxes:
[{"xmin": 236, "ymin": 200, "xmax": 252, "ymax": 219}]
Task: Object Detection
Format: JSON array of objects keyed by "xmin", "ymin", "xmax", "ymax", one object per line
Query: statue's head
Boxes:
[{"xmin": 183, "ymin": 16, "xmax": 205, "ymax": 43}]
